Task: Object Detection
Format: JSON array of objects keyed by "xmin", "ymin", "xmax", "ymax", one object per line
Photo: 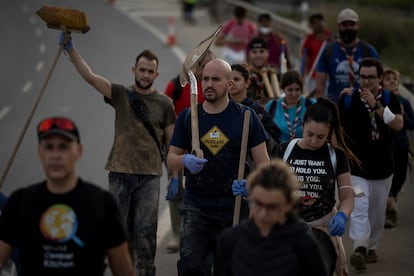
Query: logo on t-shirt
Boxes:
[
  {"xmin": 335, "ymin": 59, "xmax": 359, "ymax": 87},
  {"xmin": 40, "ymin": 204, "xmax": 84, "ymax": 248},
  {"xmin": 201, "ymin": 126, "xmax": 229, "ymax": 155}
]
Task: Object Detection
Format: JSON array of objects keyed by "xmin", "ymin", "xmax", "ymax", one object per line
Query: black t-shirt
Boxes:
[
  {"xmin": 170, "ymin": 101, "xmax": 268, "ymax": 209},
  {"xmin": 0, "ymin": 179, "xmax": 127, "ymax": 276},
  {"xmin": 276, "ymin": 142, "xmax": 350, "ymax": 222}
]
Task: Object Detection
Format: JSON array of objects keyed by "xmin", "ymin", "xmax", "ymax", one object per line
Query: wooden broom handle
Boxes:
[
  {"xmin": 269, "ymin": 68, "xmax": 281, "ymax": 97},
  {"xmin": 189, "ymin": 70, "xmax": 203, "ymax": 158},
  {"xmin": 233, "ymin": 110, "xmax": 251, "ymax": 226},
  {"xmin": 0, "ymin": 45, "xmax": 64, "ymax": 189},
  {"xmin": 260, "ymin": 68, "xmax": 274, "ymax": 99}
]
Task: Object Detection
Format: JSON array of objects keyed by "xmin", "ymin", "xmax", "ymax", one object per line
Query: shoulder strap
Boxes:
[
  {"xmin": 360, "ymin": 40, "xmax": 371, "ymax": 58},
  {"xmin": 383, "ymin": 89, "xmax": 391, "ymax": 105},
  {"xmin": 282, "ymin": 138, "xmax": 300, "ymax": 161},
  {"xmin": 172, "ymin": 75, "xmax": 183, "ymax": 104},
  {"xmin": 183, "ymin": 107, "xmax": 191, "ymax": 131},
  {"xmin": 327, "ymin": 143, "xmax": 337, "ymax": 176},
  {"xmin": 325, "ymin": 41, "xmax": 334, "ymax": 66},
  {"xmin": 344, "ymin": 89, "xmax": 359, "ymax": 110},
  {"xmin": 269, "ymin": 99, "xmax": 278, "ymax": 118},
  {"xmin": 305, "ymin": 98, "xmax": 313, "ymax": 109},
  {"xmin": 126, "ymin": 90, "xmax": 162, "ymax": 157},
  {"xmin": 344, "ymin": 93, "xmax": 353, "ymax": 110}
]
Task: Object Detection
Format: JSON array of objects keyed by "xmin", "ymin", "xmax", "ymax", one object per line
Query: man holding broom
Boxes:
[
  {"xmin": 58, "ymin": 33, "xmax": 176, "ymax": 276},
  {"xmin": 167, "ymin": 59, "xmax": 269, "ymax": 275}
]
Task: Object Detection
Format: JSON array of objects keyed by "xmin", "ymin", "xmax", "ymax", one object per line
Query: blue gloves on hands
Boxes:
[
  {"xmin": 232, "ymin": 179, "xmax": 248, "ymax": 197},
  {"xmin": 59, "ymin": 32, "xmax": 73, "ymax": 51},
  {"xmin": 182, "ymin": 154, "xmax": 208, "ymax": 174},
  {"xmin": 328, "ymin": 211, "xmax": 347, "ymax": 236},
  {"xmin": 165, "ymin": 177, "xmax": 180, "ymax": 201}
]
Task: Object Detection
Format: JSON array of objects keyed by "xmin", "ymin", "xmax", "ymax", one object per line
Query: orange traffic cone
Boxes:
[{"xmin": 166, "ymin": 17, "xmax": 176, "ymax": 46}]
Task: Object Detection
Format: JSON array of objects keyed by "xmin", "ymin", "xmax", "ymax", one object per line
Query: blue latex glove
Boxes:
[
  {"xmin": 165, "ymin": 178, "xmax": 179, "ymax": 201},
  {"xmin": 182, "ymin": 154, "xmax": 208, "ymax": 174},
  {"xmin": 232, "ymin": 179, "xmax": 248, "ymax": 197},
  {"xmin": 59, "ymin": 32, "xmax": 73, "ymax": 51},
  {"xmin": 328, "ymin": 211, "xmax": 347, "ymax": 236}
]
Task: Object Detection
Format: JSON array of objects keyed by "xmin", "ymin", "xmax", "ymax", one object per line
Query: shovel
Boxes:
[{"xmin": 178, "ymin": 26, "xmax": 222, "ymax": 158}]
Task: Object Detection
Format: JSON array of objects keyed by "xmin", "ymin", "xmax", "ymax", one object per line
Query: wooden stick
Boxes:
[
  {"xmin": 260, "ymin": 68, "xmax": 274, "ymax": 99},
  {"xmin": 189, "ymin": 70, "xmax": 203, "ymax": 158},
  {"xmin": 304, "ymin": 40, "xmax": 327, "ymax": 96},
  {"xmin": 269, "ymin": 68, "xmax": 281, "ymax": 97},
  {"xmin": 233, "ymin": 110, "xmax": 251, "ymax": 226},
  {"xmin": 0, "ymin": 46, "xmax": 64, "ymax": 189}
]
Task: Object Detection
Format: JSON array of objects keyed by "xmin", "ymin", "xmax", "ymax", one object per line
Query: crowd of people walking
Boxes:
[{"xmin": 0, "ymin": 3, "xmax": 412, "ymax": 276}]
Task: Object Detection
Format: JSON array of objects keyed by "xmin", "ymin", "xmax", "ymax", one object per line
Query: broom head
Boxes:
[{"xmin": 36, "ymin": 6, "xmax": 90, "ymax": 33}]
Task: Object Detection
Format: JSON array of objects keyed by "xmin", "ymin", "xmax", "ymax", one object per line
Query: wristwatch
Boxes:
[{"xmin": 373, "ymin": 101, "xmax": 382, "ymax": 110}]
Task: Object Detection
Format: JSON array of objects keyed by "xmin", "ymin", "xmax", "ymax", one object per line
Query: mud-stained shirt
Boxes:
[{"xmin": 105, "ymin": 84, "xmax": 176, "ymax": 175}]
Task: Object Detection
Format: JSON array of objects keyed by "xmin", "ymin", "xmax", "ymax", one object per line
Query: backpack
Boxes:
[
  {"xmin": 282, "ymin": 138, "xmax": 337, "ymax": 175},
  {"xmin": 344, "ymin": 89, "xmax": 391, "ymax": 110},
  {"xmin": 171, "ymin": 75, "xmax": 184, "ymax": 104}
]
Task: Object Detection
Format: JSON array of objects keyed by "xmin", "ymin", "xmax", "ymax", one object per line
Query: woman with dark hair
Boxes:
[
  {"xmin": 275, "ymin": 97, "xmax": 356, "ymax": 276},
  {"xmin": 265, "ymin": 70, "xmax": 315, "ymax": 143}
]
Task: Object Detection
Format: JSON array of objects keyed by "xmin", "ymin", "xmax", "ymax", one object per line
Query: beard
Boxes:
[
  {"xmin": 203, "ymin": 88, "xmax": 224, "ymax": 103},
  {"xmin": 339, "ymin": 29, "xmax": 358, "ymax": 44},
  {"xmin": 135, "ymin": 78, "xmax": 153, "ymax": 90}
]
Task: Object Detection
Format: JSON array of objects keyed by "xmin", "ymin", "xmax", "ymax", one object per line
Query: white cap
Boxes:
[{"xmin": 337, "ymin": 8, "xmax": 359, "ymax": 23}]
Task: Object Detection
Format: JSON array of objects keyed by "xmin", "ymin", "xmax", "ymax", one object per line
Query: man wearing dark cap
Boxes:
[
  {"xmin": 315, "ymin": 8, "xmax": 379, "ymax": 103},
  {"xmin": 0, "ymin": 117, "xmax": 134, "ymax": 276},
  {"xmin": 246, "ymin": 36, "xmax": 276, "ymax": 106}
]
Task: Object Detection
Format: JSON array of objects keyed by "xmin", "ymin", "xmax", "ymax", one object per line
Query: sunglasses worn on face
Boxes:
[{"xmin": 38, "ymin": 118, "xmax": 76, "ymax": 133}]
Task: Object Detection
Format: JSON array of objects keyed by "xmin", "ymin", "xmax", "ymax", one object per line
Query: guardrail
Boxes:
[
  {"xmin": 223, "ymin": 0, "xmax": 414, "ymax": 148},
  {"xmin": 224, "ymin": 0, "xmax": 310, "ymax": 68}
]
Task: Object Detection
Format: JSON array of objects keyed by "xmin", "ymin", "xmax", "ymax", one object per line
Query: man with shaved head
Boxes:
[{"xmin": 167, "ymin": 59, "xmax": 270, "ymax": 275}]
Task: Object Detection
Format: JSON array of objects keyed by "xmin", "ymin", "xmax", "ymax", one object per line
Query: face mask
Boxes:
[
  {"xmin": 260, "ymin": 27, "xmax": 271, "ymax": 35},
  {"xmin": 339, "ymin": 29, "xmax": 358, "ymax": 44}
]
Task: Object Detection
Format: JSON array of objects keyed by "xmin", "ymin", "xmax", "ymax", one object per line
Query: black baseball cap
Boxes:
[
  {"xmin": 248, "ymin": 37, "xmax": 268, "ymax": 50},
  {"xmin": 37, "ymin": 117, "xmax": 80, "ymax": 143}
]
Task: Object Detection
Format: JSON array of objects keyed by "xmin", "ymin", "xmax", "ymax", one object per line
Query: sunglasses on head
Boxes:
[{"xmin": 38, "ymin": 118, "xmax": 75, "ymax": 133}]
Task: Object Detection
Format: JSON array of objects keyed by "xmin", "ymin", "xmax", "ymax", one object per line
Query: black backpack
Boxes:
[{"xmin": 171, "ymin": 75, "xmax": 184, "ymax": 104}]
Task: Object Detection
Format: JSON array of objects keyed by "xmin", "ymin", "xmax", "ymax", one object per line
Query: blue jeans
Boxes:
[
  {"xmin": 177, "ymin": 202, "xmax": 248, "ymax": 276},
  {"xmin": 109, "ymin": 172, "xmax": 160, "ymax": 276}
]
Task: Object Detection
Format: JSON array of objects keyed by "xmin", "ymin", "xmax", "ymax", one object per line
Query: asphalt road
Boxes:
[{"xmin": 1, "ymin": 0, "xmax": 413, "ymax": 275}]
